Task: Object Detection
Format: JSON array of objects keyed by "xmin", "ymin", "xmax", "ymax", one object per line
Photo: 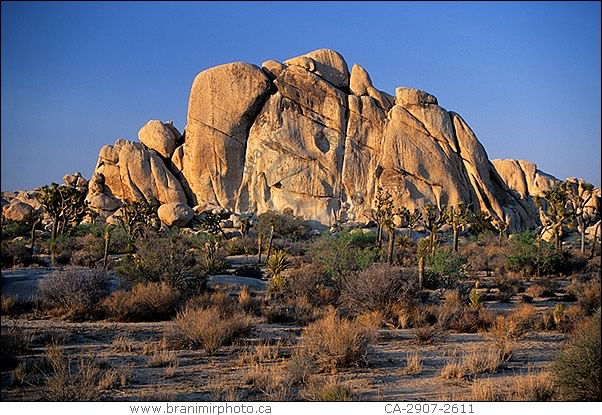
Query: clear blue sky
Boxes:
[{"xmin": 2, "ymin": 1, "xmax": 600, "ymax": 191}]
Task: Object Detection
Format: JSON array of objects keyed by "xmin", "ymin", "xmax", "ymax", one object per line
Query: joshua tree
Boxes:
[
  {"xmin": 492, "ymin": 217, "xmax": 509, "ymax": 247},
  {"xmin": 117, "ymin": 200, "xmax": 158, "ymax": 242},
  {"xmin": 564, "ymin": 180, "xmax": 597, "ymax": 253},
  {"xmin": 445, "ymin": 203, "xmax": 469, "ymax": 252},
  {"xmin": 405, "ymin": 208, "xmax": 422, "ymax": 240},
  {"xmin": 535, "ymin": 183, "xmax": 571, "ymax": 250},
  {"xmin": 36, "ymin": 182, "xmax": 89, "ymax": 240},
  {"xmin": 370, "ymin": 186, "xmax": 395, "ymax": 248},
  {"xmin": 421, "ymin": 203, "xmax": 447, "ymax": 256}
]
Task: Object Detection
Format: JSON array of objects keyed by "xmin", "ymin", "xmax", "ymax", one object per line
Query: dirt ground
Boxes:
[{"xmin": 1, "ymin": 265, "xmax": 572, "ymax": 402}]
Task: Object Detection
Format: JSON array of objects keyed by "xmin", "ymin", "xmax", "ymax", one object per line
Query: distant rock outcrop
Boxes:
[{"xmin": 83, "ymin": 48, "xmax": 594, "ymax": 230}]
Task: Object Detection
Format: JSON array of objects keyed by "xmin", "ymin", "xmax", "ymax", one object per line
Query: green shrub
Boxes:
[
  {"xmin": 255, "ymin": 209, "xmax": 311, "ymax": 241},
  {"xmin": 424, "ymin": 248, "xmax": 470, "ymax": 289},
  {"xmin": 1, "ymin": 221, "xmax": 31, "ymax": 240},
  {"xmin": 114, "ymin": 234, "xmax": 206, "ymax": 292},
  {"xmin": 505, "ymin": 231, "xmax": 568, "ymax": 278},
  {"xmin": 309, "ymin": 231, "xmax": 381, "ymax": 280},
  {"xmin": 553, "ymin": 309, "xmax": 601, "ymax": 400}
]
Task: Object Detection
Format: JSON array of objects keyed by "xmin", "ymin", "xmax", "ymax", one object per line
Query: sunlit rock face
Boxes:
[{"xmin": 86, "ymin": 48, "xmax": 580, "ymax": 230}]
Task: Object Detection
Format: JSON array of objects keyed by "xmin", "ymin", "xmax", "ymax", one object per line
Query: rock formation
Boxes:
[{"xmin": 82, "ymin": 48, "xmax": 595, "ymax": 230}]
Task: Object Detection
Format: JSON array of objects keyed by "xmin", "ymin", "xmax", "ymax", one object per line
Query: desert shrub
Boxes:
[
  {"xmin": 233, "ymin": 264, "xmax": 263, "ymax": 279},
  {"xmin": 262, "ymin": 295, "xmax": 324, "ymax": 325},
  {"xmin": 102, "ymin": 281, "xmax": 181, "ymax": 322},
  {"xmin": 114, "ymin": 233, "xmax": 206, "ymax": 292},
  {"xmin": 170, "ymin": 304, "xmax": 254, "ymax": 356},
  {"xmin": 267, "ymin": 250, "xmax": 290, "ymax": 292},
  {"xmin": 41, "ymin": 346, "xmax": 128, "ymax": 400},
  {"xmin": 339, "ymin": 264, "xmax": 418, "ymax": 318},
  {"xmin": 505, "ymin": 231, "xmax": 568, "ymax": 278},
  {"xmin": 70, "ymin": 234, "xmax": 104, "ymax": 267},
  {"xmin": 507, "ymin": 304, "xmax": 537, "ymax": 337},
  {"xmin": 255, "ymin": 209, "xmax": 311, "ymax": 241},
  {"xmin": 38, "ymin": 266, "xmax": 112, "ymax": 318},
  {"xmin": 225, "ymin": 237, "xmax": 257, "ymax": 256},
  {"xmin": 0, "ymin": 322, "xmax": 32, "ymax": 371},
  {"xmin": 1, "ymin": 221, "xmax": 31, "ymax": 240},
  {"xmin": 424, "ymin": 248, "xmax": 470, "ymax": 289},
  {"xmin": 464, "ymin": 236, "xmax": 506, "ymax": 275},
  {"xmin": 297, "ymin": 308, "xmax": 377, "ymax": 370},
  {"xmin": 553, "ymin": 309, "xmax": 601, "ymax": 400},
  {"xmin": 568, "ymin": 279, "xmax": 601, "ymax": 316},
  {"xmin": 308, "ymin": 230, "xmax": 381, "ymax": 281},
  {"xmin": 508, "ymin": 371, "xmax": 557, "ymax": 401},
  {"xmin": 1, "ymin": 239, "xmax": 34, "ymax": 268},
  {"xmin": 303, "ymin": 377, "xmax": 356, "ymax": 401},
  {"xmin": 284, "ymin": 263, "xmax": 336, "ymax": 306}
]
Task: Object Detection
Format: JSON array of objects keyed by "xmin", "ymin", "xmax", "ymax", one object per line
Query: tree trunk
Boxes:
[
  {"xmin": 257, "ymin": 235, "xmax": 263, "ymax": 265},
  {"xmin": 418, "ymin": 256, "xmax": 424, "ymax": 289},
  {"xmin": 591, "ymin": 222, "xmax": 600, "ymax": 259},
  {"xmin": 388, "ymin": 229, "xmax": 395, "ymax": 264},
  {"xmin": 579, "ymin": 220, "xmax": 586, "ymax": 253},
  {"xmin": 266, "ymin": 225, "xmax": 275, "ymax": 262},
  {"xmin": 30, "ymin": 220, "xmax": 39, "ymax": 258},
  {"xmin": 377, "ymin": 224, "xmax": 383, "ymax": 248},
  {"xmin": 453, "ymin": 227, "xmax": 459, "ymax": 253},
  {"xmin": 103, "ymin": 226, "xmax": 111, "ymax": 270}
]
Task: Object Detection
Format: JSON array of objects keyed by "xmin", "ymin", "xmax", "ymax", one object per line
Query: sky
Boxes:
[{"xmin": 1, "ymin": 1, "xmax": 600, "ymax": 192}]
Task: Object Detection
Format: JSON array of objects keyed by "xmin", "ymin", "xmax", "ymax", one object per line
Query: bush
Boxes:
[
  {"xmin": 505, "ymin": 231, "xmax": 568, "ymax": 278},
  {"xmin": 70, "ymin": 234, "xmax": 104, "ymax": 267},
  {"xmin": 308, "ymin": 231, "xmax": 381, "ymax": 280},
  {"xmin": 424, "ymin": 248, "xmax": 470, "ymax": 289},
  {"xmin": 1, "ymin": 239, "xmax": 34, "ymax": 268},
  {"xmin": 553, "ymin": 309, "xmax": 601, "ymax": 400},
  {"xmin": 1, "ymin": 221, "xmax": 31, "ymax": 241},
  {"xmin": 255, "ymin": 209, "xmax": 311, "ymax": 241},
  {"xmin": 114, "ymin": 234, "xmax": 206, "ymax": 292},
  {"xmin": 102, "ymin": 282, "xmax": 181, "ymax": 322},
  {"xmin": 0, "ymin": 322, "xmax": 32, "ymax": 371},
  {"xmin": 262, "ymin": 295, "xmax": 324, "ymax": 325},
  {"xmin": 38, "ymin": 266, "xmax": 112, "ymax": 318},
  {"xmin": 284, "ymin": 263, "xmax": 336, "ymax": 306},
  {"xmin": 297, "ymin": 308, "xmax": 377, "ymax": 370},
  {"xmin": 225, "ymin": 237, "xmax": 257, "ymax": 256},
  {"xmin": 568, "ymin": 279, "xmax": 601, "ymax": 316},
  {"xmin": 339, "ymin": 264, "xmax": 418, "ymax": 318},
  {"xmin": 170, "ymin": 304, "xmax": 255, "ymax": 356}
]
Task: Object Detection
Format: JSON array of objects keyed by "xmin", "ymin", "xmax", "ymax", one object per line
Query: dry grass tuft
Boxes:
[
  {"xmin": 404, "ymin": 350, "xmax": 423, "ymax": 375},
  {"xmin": 102, "ymin": 281, "xmax": 181, "ymax": 322},
  {"xmin": 110, "ymin": 334, "xmax": 135, "ymax": 353},
  {"xmin": 170, "ymin": 304, "xmax": 254, "ymax": 356},
  {"xmin": 302, "ymin": 377, "xmax": 356, "ymax": 401},
  {"xmin": 297, "ymin": 307, "xmax": 377, "ymax": 371}
]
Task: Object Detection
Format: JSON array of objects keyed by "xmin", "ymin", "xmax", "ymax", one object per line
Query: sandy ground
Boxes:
[{"xmin": 0, "ymin": 265, "xmax": 571, "ymax": 401}]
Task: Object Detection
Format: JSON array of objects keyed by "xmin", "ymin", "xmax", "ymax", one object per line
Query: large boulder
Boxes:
[
  {"xmin": 84, "ymin": 48, "xmax": 585, "ymax": 231},
  {"xmin": 2, "ymin": 200, "xmax": 36, "ymax": 222},
  {"xmin": 182, "ymin": 62, "xmax": 272, "ymax": 209},
  {"xmin": 87, "ymin": 138, "xmax": 187, "ymax": 216},
  {"xmin": 158, "ymin": 202, "xmax": 194, "ymax": 227},
  {"xmin": 138, "ymin": 120, "xmax": 180, "ymax": 159},
  {"xmin": 285, "ymin": 48, "xmax": 350, "ymax": 89}
]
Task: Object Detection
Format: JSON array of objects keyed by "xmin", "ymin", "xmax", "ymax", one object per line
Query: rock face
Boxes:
[{"xmin": 84, "ymin": 48, "xmax": 595, "ymax": 230}]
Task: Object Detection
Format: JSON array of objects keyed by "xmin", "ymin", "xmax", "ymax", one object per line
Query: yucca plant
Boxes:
[{"xmin": 267, "ymin": 250, "xmax": 290, "ymax": 292}]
